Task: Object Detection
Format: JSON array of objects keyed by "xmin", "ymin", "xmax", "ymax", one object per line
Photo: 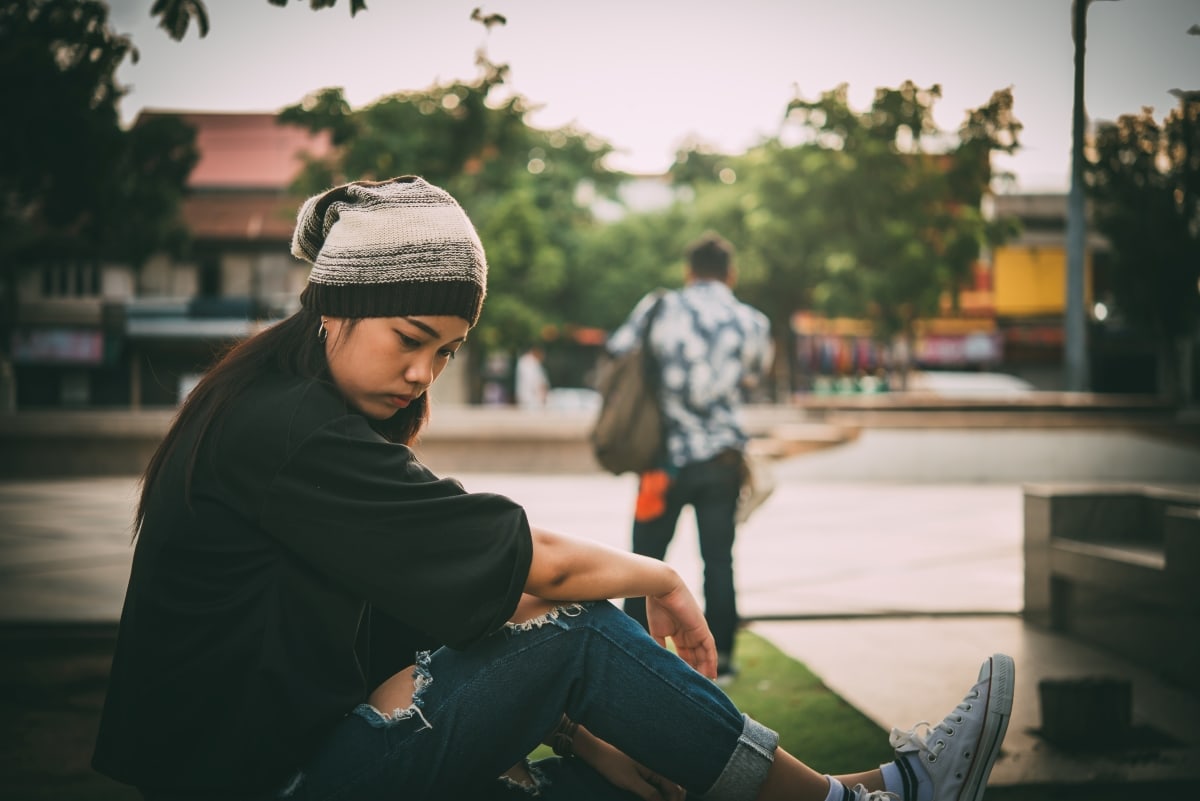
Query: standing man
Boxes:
[{"xmin": 607, "ymin": 232, "xmax": 772, "ymax": 683}]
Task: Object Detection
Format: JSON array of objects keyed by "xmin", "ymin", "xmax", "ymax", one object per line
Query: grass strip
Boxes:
[
  {"xmin": 722, "ymin": 630, "xmax": 894, "ymax": 773},
  {"xmin": 530, "ymin": 630, "xmax": 893, "ymax": 774}
]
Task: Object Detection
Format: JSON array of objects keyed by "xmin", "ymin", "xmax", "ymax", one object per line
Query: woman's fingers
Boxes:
[{"xmin": 639, "ymin": 768, "xmax": 685, "ymax": 801}]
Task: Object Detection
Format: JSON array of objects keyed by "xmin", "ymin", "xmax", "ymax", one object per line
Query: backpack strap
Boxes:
[{"xmin": 639, "ymin": 289, "xmax": 669, "ymax": 344}]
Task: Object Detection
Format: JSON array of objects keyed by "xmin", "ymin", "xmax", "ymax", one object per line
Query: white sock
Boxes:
[
  {"xmin": 823, "ymin": 775, "xmax": 849, "ymax": 801},
  {"xmin": 880, "ymin": 755, "xmax": 932, "ymax": 801}
]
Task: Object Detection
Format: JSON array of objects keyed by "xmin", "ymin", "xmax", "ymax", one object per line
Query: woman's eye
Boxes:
[
  {"xmin": 398, "ymin": 333, "xmax": 422, "ymax": 349},
  {"xmin": 439, "ymin": 348, "xmax": 458, "ymax": 360}
]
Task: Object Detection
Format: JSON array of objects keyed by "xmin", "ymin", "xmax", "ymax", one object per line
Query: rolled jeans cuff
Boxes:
[{"xmin": 702, "ymin": 714, "xmax": 778, "ymax": 801}]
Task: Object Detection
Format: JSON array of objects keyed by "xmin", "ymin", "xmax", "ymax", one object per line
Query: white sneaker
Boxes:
[{"xmin": 889, "ymin": 653, "xmax": 1014, "ymax": 801}]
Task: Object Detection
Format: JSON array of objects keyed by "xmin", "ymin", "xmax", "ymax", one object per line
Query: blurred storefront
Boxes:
[
  {"xmin": 9, "ymin": 112, "xmax": 325, "ymax": 408},
  {"xmin": 9, "ymin": 130, "xmax": 1156, "ymax": 408},
  {"xmin": 8, "ymin": 112, "xmax": 474, "ymax": 409},
  {"xmin": 791, "ymin": 313, "xmax": 1001, "ymax": 395},
  {"xmin": 10, "ymin": 282, "xmax": 130, "ymax": 407},
  {"xmin": 789, "ymin": 193, "xmax": 1152, "ymax": 395}
]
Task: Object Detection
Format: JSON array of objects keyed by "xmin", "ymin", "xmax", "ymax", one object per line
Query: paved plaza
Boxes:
[
  {"xmin": 3, "ymin": 467, "xmax": 1199, "ymax": 789},
  {"xmin": 0, "ymin": 474, "xmax": 1024, "ymax": 623}
]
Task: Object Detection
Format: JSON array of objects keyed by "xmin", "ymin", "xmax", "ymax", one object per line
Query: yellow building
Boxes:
[
  {"xmin": 989, "ymin": 193, "xmax": 1120, "ymax": 390},
  {"xmin": 790, "ymin": 192, "xmax": 1126, "ymax": 392},
  {"xmin": 991, "ymin": 193, "xmax": 1103, "ymax": 317}
]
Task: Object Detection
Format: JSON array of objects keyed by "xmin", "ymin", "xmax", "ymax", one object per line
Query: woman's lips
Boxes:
[{"xmin": 388, "ymin": 395, "xmax": 412, "ymax": 409}]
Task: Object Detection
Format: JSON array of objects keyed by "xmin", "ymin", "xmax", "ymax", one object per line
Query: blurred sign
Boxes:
[
  {"xmin": 11, "ymin": 329, "xmax": 104, "ymax": 365},
  {"xmin": 914, "ymin": 332, "xmax": 1003, "ymax": 366}
]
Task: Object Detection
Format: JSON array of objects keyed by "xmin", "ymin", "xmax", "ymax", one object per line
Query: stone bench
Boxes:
[{"xmin": 1024, "ymin": 483, "xmax": 1200, "ymax": 692}]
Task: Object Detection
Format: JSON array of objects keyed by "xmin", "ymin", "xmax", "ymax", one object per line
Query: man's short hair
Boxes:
[{"xmin": 686, "ymin": 233, "xmax": 733, "ymax": 280}]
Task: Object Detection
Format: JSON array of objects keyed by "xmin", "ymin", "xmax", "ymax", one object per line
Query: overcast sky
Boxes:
[{"xmin": 107, "ymin": 0, "xmax": 1198, "ymax": 192}]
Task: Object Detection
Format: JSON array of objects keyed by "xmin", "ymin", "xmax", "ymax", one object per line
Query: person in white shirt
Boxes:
[{"xmin": 515, "ymin": 345, "xmax": 550, "ymax": 409}]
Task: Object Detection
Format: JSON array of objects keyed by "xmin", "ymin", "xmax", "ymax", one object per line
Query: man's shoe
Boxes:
[
  {"xmin": 714, "ymin": 653, "xmax": 738, "ymax": 687},
  {"xmin": 889, "ymin": 653, "xmax": 1014, "ymax": 801}
]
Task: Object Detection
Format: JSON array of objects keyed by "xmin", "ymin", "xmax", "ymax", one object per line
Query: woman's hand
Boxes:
[
  {"xmin": 575, "ymin": 726, "xmax": 685, "ymax": 801},
  {"xmin": 518, "ymin": 526, "xmax": 714, "ymax": 676},
  {"xmin": 645, "ymin": 583, "xmax": 717, "ymax": 679}
]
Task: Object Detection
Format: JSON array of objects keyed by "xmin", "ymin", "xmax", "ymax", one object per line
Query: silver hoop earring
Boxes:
[{"xmin": 317, "ymin": 320, "xmax": 328, "ymax": 343}]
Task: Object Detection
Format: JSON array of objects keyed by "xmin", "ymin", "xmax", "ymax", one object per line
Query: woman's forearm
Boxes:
[{"xmin": 523, "ymin": 527, "xmax": 680, "ymax": 602}]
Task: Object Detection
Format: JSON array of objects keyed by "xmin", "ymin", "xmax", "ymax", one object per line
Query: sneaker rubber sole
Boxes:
[{"xmin": 961, "ymin": 652, "xmax": 1014, "ymax": 801}]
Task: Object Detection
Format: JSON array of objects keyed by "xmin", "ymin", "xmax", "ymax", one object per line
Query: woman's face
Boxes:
[{"xmin": 323, "ymin": 315, "xmax": 470, "ymax": 420}]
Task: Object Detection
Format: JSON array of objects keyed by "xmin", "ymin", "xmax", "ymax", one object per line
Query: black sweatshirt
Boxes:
[{"xmin": 93, "ymin": 374, "xmax": 532, "ymax": 795}]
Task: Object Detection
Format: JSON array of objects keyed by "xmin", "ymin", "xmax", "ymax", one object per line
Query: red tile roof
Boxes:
[
  {"xmin": 135, "ymin": 110, "xmax": 333, "ymax": 190},
  {"xmin": 180, "ymin": 192, "xmax": 301, "ymax": 242}
]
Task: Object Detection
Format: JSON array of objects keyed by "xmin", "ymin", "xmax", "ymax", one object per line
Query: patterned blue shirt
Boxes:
[{"xmin": 607, "ymin": 281, "xmax": 772, "ymax": 469}]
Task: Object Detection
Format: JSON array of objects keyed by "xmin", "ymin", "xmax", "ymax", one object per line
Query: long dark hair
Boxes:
[{"xmin": 134, "ymin": 307, "xmax": 430, "ymax": 537}]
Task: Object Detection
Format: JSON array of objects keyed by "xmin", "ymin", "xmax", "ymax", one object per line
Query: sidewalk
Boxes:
[
  {"xmin": 0, "ymin": 475, "xmax": 1023, "ymax": 624},
  {"xmin": 2, "ymin": 471, "xmax": 1198, "ymax": 791}
]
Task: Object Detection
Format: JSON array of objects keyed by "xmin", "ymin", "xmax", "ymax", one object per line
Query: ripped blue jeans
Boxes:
[{"xmin": 278, "ymin": 601, "xmax": 777, "ymax": 801}]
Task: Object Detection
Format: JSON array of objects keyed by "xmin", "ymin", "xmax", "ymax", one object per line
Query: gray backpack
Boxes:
[{"xmin": 590, "ymin": 292, "xmax": 667, "ymax": 475}]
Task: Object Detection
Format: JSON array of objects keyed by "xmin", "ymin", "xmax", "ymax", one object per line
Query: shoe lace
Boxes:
[
  {"xmin": 850, "ymin": 785, "xmax": 900, "ymax": 801},
  {"xmin": 888, "ymin": 687, "xmax": 980, "ymax": 763}
]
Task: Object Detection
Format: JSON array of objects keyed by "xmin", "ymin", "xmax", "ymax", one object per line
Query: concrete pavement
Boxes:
[
  {"xmin": 0, "ymin": 474, "xmax": 1024, "ymax": 624},
  {"xmin": 2, "ymin": 468, "xmax": 1198, "ymax": 791}
]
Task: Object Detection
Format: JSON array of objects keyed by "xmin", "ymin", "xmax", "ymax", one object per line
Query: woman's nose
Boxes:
[{"xmin": 405, "ymin": 356, "xmax": 434, "ymax": 388}]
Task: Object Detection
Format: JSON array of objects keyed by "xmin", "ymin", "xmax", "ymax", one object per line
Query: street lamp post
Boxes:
[
  {"xmin": 1168, "ymin": 23, "xmax": 1200, "ymax": 404},
  {"xmin": 1065, "ymin": 0, "xmax": 1089, "ymax": 392},
  {"xmin": 1066, "ymin": 0, "xmax": 1120, "ymax": 392}
]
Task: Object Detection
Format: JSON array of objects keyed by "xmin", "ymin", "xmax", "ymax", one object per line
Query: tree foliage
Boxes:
[
  {"xmin": 756, "ymin": 81, "xmax": 1021, "ymax": 343},
  {"xmin": 1086, "ymin": 99, "xmax": 1200, "ymax": 398},
  {"xmin": 667, "ymin": 138, "xmax": 738, "ymax": 189},
  {"xmin": 578, "ymin": 82, "xmax": 1023, "ymax": 394},
  {"xmin": 0, "ymin": 0, "xmax": 197, "ymax": 319},
  {"xmin": 149, "ymin": 0, "xmax": 366, "ymax": 41},
  {"xmin": 570, "ymin": 205, "xmax": 696, "ymax": 329},
  {"xmin": 279, "ymin": 50, "xmax": 625, "ymax": 352}
]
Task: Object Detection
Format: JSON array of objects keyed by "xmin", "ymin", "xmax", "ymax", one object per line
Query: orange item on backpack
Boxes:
[{"xmin": 634, "ymin": 470, "xmax": 671, "ymax": 522}]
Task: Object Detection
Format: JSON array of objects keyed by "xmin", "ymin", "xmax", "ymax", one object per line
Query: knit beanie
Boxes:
[{"xmin": 292, "ymin": 176, "xmax": 488, "ymax": 326}]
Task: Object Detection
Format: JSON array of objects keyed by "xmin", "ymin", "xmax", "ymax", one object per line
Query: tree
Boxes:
[
  {"xmin": 667, "ymin": 139, "xmax": 738, "ymax": 189},
  {"xmin": 149, "ymin": 0, "xmax": 366, "ymax": 41},
  {"xmin": 278, "ymin": 34, "xmax": 625, "ymax": 391},
  {"xmin": 582, "ymin": 83, "xmax": 1022, "ymax": 396},
  {"xmin": 0, "ymin": 0, "xmax": 197, "ymax": 383},
  {"xmin": 775, "ymin": 82, "xmax": 1020, "ymax": 338},
  {"xmin": 1087, "ymin": 99, "xmax": 1200, "ymax": 401},
  {"xmin": 569, "ymin": 205, "xmax": 696, "ymax": 330},
  {"xmin": 740, "ymin": 83, "xmax": 1020, "ymax": 390}
]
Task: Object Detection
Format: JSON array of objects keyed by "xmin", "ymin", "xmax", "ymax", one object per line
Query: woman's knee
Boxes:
[{"xmin": 367, "ymin": 664, "xmax": 417, "ymax": 714}]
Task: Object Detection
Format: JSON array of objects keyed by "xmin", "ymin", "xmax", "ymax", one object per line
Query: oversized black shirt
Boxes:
[{"xmin": 93, "ymin": 374, "xmax": 532, "ymax": 795}]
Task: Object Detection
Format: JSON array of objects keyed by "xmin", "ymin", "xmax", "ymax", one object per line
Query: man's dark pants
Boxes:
[{"xmin": 623, "ymin": 452, "xmax": 742, "ymax": 664}]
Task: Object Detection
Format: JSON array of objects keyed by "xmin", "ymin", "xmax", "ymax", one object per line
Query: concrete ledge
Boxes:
[
  {"xmin": 796, "ymin": 391, "xmax": 1175, "ymax": 412},
  {"xmin": 1, "ymin": 406, "xmax": 855, "ymax": 478},
  {"xmin": 1023, "ymin": 483, "xmax": 1200, "ymax": 691}
]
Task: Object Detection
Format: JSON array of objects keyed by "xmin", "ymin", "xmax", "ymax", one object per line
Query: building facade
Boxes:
[
  {"xmin": 8, "ymin": 111, "xmax": 1146, "ymax": 408},
  {"xmin": 789, "ymin": 192, "xmax": 1141, "ymax": 394},
  {"xmin": 11, "ymin": 112, "xmax": 323, "ymax": 408}
]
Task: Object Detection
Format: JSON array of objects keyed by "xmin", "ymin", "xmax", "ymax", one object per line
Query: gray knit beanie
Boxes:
[{"xmin": 292, "ymin": 176, "xmax": 488, "ymax": 326}]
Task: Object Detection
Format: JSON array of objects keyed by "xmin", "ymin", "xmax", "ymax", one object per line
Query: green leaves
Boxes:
[
  {"xmin": 149, "ymin": 0, "xmax": 209, "ymax": 40},
  {"xmin": 735, "ymin": 84, "xmax": 1021, "ymax": 342},
  {"xmin": 0, "ymin": 0, "xmax": 195, "ymax": 267},
  {"xmin": 276, "ymin": 40, "xmax": 625, "ymax": 361},
  {"xmin": 151, "ymin": 0, "xmax": 367, "ymax": 41},
  {"xmin": 1087, "ymin": 102, "xmax": 1200, "ymax": 342}
]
